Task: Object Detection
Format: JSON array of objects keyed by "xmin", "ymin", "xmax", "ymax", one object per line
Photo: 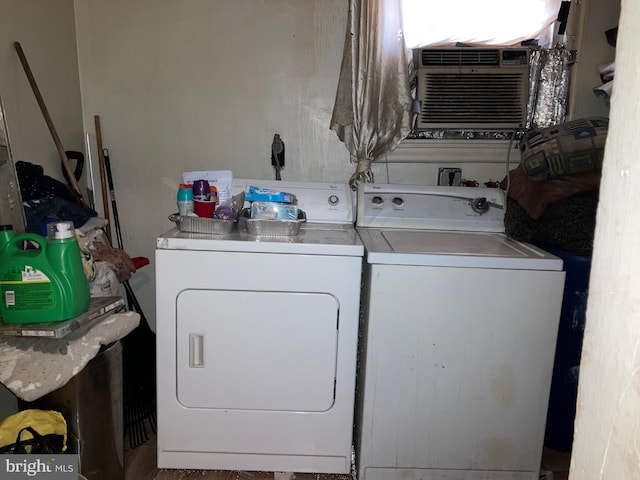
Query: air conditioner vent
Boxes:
[
  {"xmin": 421, "ymin": 49, "xmax": 501, "ymax": 67},
  {"xmin": 417, "ymin": 47, "xmax": 530, "ymax": 129}
]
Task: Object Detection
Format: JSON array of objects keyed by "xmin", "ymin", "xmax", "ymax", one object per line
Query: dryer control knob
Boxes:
[
  {"xmin": 328, "ymin": 195, "xmax": 340, "ymax": 206},
  {"xmin": 371, "ymin": 196, "xmax": 384, "ymax": 205}
]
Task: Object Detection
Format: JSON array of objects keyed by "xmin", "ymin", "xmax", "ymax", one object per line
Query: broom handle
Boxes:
[
  {"xmin": 94, "ymin": 116, "xmax": 112, "ymax": 244},
  {"xmin": 13, "ymin": 42, "xmax": 85, "ymax": 205}
]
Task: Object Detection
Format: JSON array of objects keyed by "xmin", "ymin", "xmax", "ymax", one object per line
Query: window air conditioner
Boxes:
[{"xmin": 416, "ymin": 47, "xmax": 530, "ymax": 129}]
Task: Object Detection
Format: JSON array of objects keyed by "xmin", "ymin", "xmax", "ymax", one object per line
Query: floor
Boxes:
[{"xmin": 124, "ymin": 434, "xmax": 572, "ymax": 480}]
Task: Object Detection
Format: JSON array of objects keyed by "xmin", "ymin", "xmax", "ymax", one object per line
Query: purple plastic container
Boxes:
[{"xmin": 192, "ymin": 179, "xmax": 211, "ymax": 201}]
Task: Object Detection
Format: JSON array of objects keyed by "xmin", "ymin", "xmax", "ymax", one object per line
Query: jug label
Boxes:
[
  {"xmin": 1, "ymin": 266, "xmax": 53, "ymax": 311},
  {"xmin": 21, "ymin": 265, "xmax": 49, "ymax": 282},
  {"xmin": 0, "ymin": 265, "xmax": 50, "ymax": 283},
  {"xmin": 2, "ymin": 283, "xmax": 53, "ymax": 310}
]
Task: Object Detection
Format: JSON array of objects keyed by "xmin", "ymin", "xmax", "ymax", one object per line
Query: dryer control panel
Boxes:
[{"xmin": 233, "ymin": 179, "xmax": 356, "ymax": 224}]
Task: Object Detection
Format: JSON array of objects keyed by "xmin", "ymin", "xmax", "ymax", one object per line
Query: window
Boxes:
[{"xmin": 402, "ymin": 0, "xmax": 563, "ymax": 49}]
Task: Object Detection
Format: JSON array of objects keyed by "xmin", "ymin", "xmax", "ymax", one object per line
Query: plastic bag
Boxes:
[
  {"xmin": 0, "ymin": 426, "xmax": 65, "ymax": 454},
  {"xmin": 89, "ymin": 261, "xmax": 126, "ymax": 298},
  {"xmin": 0, "ymin": 409, "xmax": 67, "ymax": 454}
]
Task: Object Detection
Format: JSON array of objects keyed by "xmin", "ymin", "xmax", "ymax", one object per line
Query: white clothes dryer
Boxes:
[
  {"xmin": 355, "ymin": 184, "xmax": 566, "ymax": 480},
  {"xmin": 156, "ymin": 180, "xmax": 363, "ymax": 474}
]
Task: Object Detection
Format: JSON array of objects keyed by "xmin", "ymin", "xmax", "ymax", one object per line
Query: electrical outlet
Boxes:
[{"xmin": 438, "ymin": 168, "xmax": 462, "ymax": 186}]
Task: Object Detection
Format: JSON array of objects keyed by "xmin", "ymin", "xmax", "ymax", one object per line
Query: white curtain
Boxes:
[{"xmin": 330, "ymin": 0, "xmax": 413, "ymax": 190}]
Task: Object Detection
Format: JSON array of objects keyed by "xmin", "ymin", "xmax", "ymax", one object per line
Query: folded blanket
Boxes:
[{"xmin": 504, "ymin": 191, "xmax": 598, "ymax": 255}]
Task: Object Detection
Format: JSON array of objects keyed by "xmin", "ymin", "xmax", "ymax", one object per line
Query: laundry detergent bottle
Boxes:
[
  {"xmin": 0, "ymin": 221, "xmax": 90, "ymax": 324},
  {"xmin": 0, "ymin": 225, "xmax": 15, "ymax": 251}
]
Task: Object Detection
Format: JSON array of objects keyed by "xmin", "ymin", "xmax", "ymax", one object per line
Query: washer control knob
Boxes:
[
  {"xmin": 392, "ymin": 197, "xmax": 404, "ymax": 206},
  {"xmin": 471, "ymin": 197, "xmax": 489, "ymax": 213},
  {"xmin": 371, "ymin": 196, "xmax": 384, "ymax": 205},
  {"xmin": 328, "ymin": 195, "xmax": 340, "ymax": 206}
]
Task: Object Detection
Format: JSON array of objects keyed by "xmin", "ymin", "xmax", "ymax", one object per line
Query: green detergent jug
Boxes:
[
  {"xmin": 0, "ymin": 221, "xmax": 90, "ymax": 324},
  {"xmin": 0, "ymin": 225, "xmax": 15, "ymax": 251}
]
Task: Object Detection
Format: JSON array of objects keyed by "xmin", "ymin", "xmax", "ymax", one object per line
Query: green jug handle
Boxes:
[{"xmin": 4, "ymin": 233, "xmax": 47, "ymax": 256}]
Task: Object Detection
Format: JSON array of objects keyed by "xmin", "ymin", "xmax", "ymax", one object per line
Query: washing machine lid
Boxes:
[
  {"xmin": 157, "ymin": 224, "xmax": 364, "ymax": 256},
  {"xmin": 357, "ymin": 228, "xmax": 563, "ymax": 270}
]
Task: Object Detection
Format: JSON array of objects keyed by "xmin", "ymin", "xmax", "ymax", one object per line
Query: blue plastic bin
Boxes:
[{"xmin": 538, "ymin": 243, "xmax": 592, "ymax": 452}]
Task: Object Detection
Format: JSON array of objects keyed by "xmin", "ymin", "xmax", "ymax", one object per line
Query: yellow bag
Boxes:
[{"xmin": 0, "ymin": 409, "xmax": 67, "ymax": 452}]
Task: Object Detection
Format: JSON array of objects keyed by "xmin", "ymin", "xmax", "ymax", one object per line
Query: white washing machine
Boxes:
[
  {"xmin": 354, "ymin": 184, "xmax": 566, "ymax": 480},
  {"xmin": 155, "ymin": 179, "xmax": 363, "ymax": 474}
]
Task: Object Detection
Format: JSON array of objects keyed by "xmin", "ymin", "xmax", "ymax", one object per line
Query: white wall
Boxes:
[
  {"xmin": 74, "ymin": 0, "xmax": 351, "ymax": 327},
  {"xmin": 569, "ymin": 0, "xmax": 638, "ymax": 477},
  {"xmin": 379, "ymin": 139, "xmax": 519, "ymax": 187},
  {"xmin": 0, "ymin": 0, "xmax": 84, "ymax": 182}
]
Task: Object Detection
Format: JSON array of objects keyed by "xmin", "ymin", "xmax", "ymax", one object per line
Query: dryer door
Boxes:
[{"xmin": 176, "ymin": 289, "xmax": 339, "ymax": 412}]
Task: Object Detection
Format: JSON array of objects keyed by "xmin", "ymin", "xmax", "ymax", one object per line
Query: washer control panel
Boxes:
[{"xmin": 357, "ymin": 184, "xmax": 505, "ymax": 232}]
